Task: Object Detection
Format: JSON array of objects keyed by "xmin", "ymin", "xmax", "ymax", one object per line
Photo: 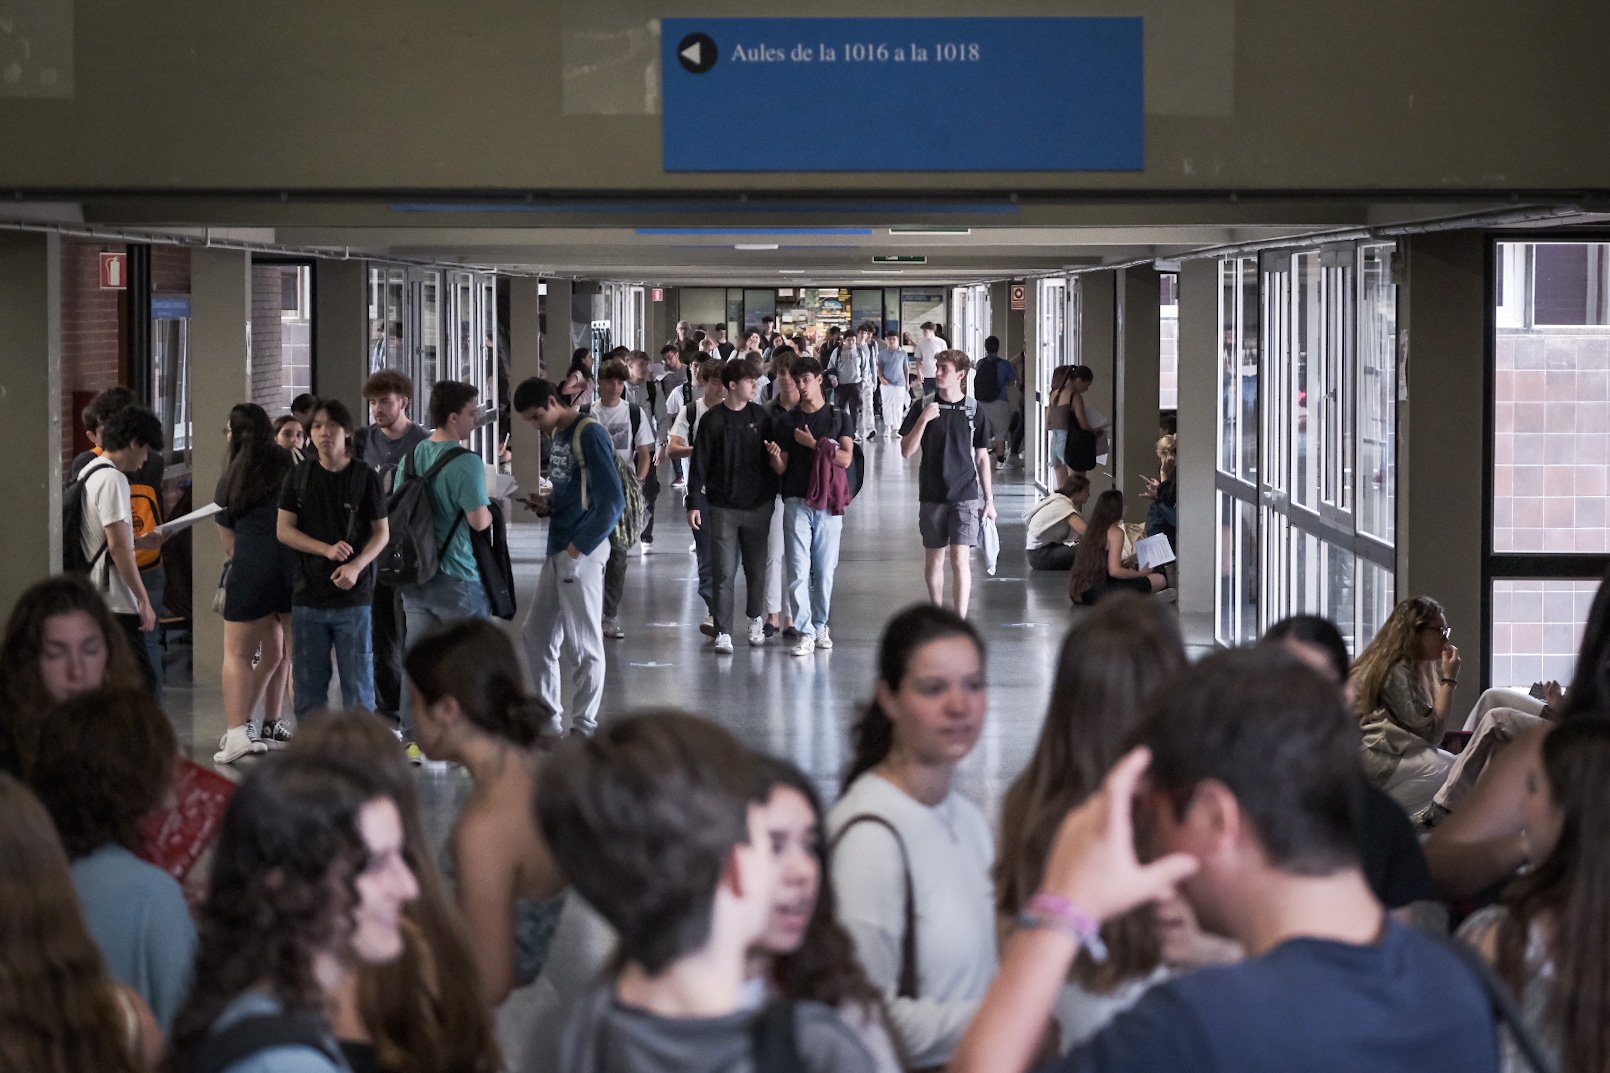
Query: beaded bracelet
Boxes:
[{"xmin": 1020, "ymin": 891, "xmax": 1108, "ymax": 964}]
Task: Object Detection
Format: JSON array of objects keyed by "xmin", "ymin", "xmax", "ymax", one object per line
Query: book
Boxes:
[{"xmin": 1135, "ymin": 533, "xmax": 1176, "ymax": 571}]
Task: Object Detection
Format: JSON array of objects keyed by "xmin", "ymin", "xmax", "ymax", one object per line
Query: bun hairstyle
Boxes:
[
  {"xmin": 843, "ymin": 604, "xmax": 983, "ymax": 791},
  {"xmin": 403, "ymin": 620, "xmax": 552, "ymax": 748}
]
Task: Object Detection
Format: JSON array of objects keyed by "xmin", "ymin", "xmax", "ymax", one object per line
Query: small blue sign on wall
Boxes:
[
  {"xmin": 152, "ymin": 295, "xmax": 191, "ymax": 320},
  {"xmin": 662, "ymin": 17, "xmax": 1143, "ymax": 173}
]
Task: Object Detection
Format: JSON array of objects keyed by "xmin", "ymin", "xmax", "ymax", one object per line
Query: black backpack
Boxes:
[
  {"xmin": 182, "ymin": 1012, "xmax": 343, "ymax": 1073},
  {"xmin": 62, "ymin": 457, "xmax": 116, "ymax": 579},
  {"xmin": 471, "ymin": 499, "xmax": 517, "ymax": 620},
  {"xmin": 974, "ymin": 356, "xmax": 1003, "ymax": 402},
  {"xmin": 378, "ymin": 446, "xmax": 474, "ymax": 587}
]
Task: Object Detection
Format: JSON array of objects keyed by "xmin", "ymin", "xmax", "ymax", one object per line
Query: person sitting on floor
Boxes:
[{"xmin": 1025, "ymin": 474, "xmax": 1090, "ymax": 572}]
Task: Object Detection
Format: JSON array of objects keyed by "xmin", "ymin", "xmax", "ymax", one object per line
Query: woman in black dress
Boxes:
[{"xmin": 213, "ymin": 403, "xmax": 296, "ymax": 763}]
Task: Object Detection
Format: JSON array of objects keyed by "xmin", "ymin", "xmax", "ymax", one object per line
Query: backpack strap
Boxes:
[
  {"xmin": 183, "ymin": 1012, "xmax": 341, "ymax": 1073},
  {"xmin": 422, "ymin": 445, "xmax": 476, "ymax": 556},
  {"xmin": 749, "ymin": 1000, "xmax": 807, "ymax": 1073},
  {"xmin": 572, "ymin": 417, "xmax": 598, "ymax": 511},
  {"xmin": 628, "ymin": 403, "xmax": 642, "ymax": 442},
  {"xmin": 1434, "ymin": 935, "xmax": 1559, "ymax": 1073},
  {"xmin": 79, "ymin": 457, "xmax": 119, "ymax": 577},
  {"xmin": 830, "ymin": 814, "xmax": 918, "ymax": 999}
]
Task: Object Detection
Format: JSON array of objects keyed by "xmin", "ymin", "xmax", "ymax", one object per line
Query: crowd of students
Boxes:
[
  {"xmin": 13, "ymin": 326, "xmax": 1610, "ymax": 1073},
  {"xmin": 11, "ymin": 546, "xmax": 1610, "ymax": 1071}
]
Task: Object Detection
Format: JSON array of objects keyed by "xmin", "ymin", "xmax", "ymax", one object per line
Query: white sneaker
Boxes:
[
  {"xmin": 791, "ymin": 636, "xmax": 816, "ymax": 657},
  {"xmin": 748, "ymin": 617, "xmax": 766, "ymax": 647},
  {"xmin": 816, "ymin": 626, "xmax": 834, "ymax": 650},
  {"xmin": 640, "ymin": 540, "xmax": 653, "ymax": 556},
  {"xmin": 602, "ymin": 617, "xmax": 625, "ymax": 639},
  {"xmin": 689, "ymin": 541, "xmax": 697, "ymax": 553},
  {"xmin": 713, "ymin": 633, "xmax": 734, "ymax": 654},
  {"xmin": 214, "ymin": 724, "xmax": 267, "ymax": 764}
]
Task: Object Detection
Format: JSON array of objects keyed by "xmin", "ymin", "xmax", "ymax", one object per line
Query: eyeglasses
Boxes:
[{"xmin": 1420, "ymin": 625, "xmax": 1452, "ymax": 640}]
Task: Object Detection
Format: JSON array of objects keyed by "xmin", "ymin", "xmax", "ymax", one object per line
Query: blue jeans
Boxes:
[
  {"xmin": 783, "ymin": 498, "xmax": 843, "ymax": 639},
  {"xmin": 399, "ymin": 572, "xmax": 490, "ymax": 735},
  {"xmin": 139, "ymin": 564, "xmax": 165, "ymax": 700},
  {"xmin": 292, "ymin": 604, "xmax": 374, "ymax": 718}
]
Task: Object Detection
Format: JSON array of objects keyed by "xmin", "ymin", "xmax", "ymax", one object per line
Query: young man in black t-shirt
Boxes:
[
  {"xmin": 767, "ymin": 356, "xmax": 854, "ymax": 657},
  {"xmin": 276, "ymin": 399, "xmax": 389, "ymax": 720},
  {"xmin": 899, "ymin": 349, "xmax": 995, "ymax": 619},
  {"xmin": 688, "ymin": 357, "xmax": 776, "ymax": 655}
]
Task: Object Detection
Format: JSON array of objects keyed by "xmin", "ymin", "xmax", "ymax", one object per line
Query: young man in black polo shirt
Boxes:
[
  {"xmin": 276, "ymin": 399, "xmax": 389, "ymax": 723},
  {"xmin": 688, "ymin": 357, "xmax": 776, "ymax": 655},
  {"xmin": 900, "ymin": 348, "xmax": 995, "ymax": 619},
  {"xmin": 767, "ymin": 355, "xmax": 854, "ymax": 657}
]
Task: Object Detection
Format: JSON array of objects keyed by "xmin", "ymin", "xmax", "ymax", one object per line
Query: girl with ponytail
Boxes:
[
  {"xmin": 404, "ymin": 618, "xmax": 564, "ymax": 1071},
  {"xmin": 829, "ymin": 604, "xmax": 996, "ymax": 1071}
]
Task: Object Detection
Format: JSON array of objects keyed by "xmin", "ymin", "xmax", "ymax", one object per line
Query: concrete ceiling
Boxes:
[{"xmin": 6, "ymin": 194, "xmax": 1595, "ymax": 286}]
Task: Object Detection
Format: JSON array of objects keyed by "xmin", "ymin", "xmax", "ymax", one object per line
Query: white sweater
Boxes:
[{"xmin": 827, "ymin": 774, "xmax": 997, "ymax": 1070}]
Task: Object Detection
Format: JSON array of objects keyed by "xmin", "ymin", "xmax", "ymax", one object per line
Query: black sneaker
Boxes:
[{"xmin": 262, "ymin": 720, "xmax": 294, "ymax": 747}]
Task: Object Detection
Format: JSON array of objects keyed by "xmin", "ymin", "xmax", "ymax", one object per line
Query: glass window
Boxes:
[
  {"xmin": 367, "ymin": 267, "xmax": 405, "ymax": 376},
  {"xmin": 1292, "ymin": 251, "xmax": 1321, "ymax": 510},
  {"xmin": 1215, "ymin": 492, "xmax": 1260, "ymax": 646},
  {"xmin": 1358, "ymin": 244, "xmax": 1397, "ymax": 541},
  {"xmin": 1490, "ymin": 579, "xmax": 1595, "ymax": 687},
  {"xmin": 1357, "ymin": 558, "xmax": 1395, "ymax": 652},
  {"xmin": 1159, "ymin": 272, "xmax": 1178, "ymax": 411}
]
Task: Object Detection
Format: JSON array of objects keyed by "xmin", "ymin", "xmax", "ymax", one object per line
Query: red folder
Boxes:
[{"xmin": 137, "ymin": 758, "xmax": 236, "ymax": 883}]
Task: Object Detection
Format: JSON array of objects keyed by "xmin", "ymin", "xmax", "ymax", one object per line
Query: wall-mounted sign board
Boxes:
[{"xmin": 662, "ymin": 17, "xmax": 1143, "ymax": 173}]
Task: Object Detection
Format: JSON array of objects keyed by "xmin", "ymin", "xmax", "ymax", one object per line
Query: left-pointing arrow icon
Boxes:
[{"xmin": 676, "ymin": 32, "xmax": 718, "ymax": 74}]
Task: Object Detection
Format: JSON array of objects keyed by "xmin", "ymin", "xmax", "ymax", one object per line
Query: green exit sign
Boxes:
[{"xmin": 873, "ymin": 255, "xmax": 927, "ymax": 264}]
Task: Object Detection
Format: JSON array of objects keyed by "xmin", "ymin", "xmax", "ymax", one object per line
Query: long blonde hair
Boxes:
[{"xmin": 1350, "ymin": 595, "xmax": 1444, "ymax": 715}]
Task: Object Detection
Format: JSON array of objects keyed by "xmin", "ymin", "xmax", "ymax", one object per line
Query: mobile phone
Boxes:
[{"xmin": 1529, "ymin": 681, "xmax": 1547, "ymax": 700}]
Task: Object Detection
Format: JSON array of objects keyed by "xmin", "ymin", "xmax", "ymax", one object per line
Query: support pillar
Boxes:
[
  {"xmin": 0, "ymin": 231, "xmax": 62, "ymax": 608},
  {"xmin": 190, "ymin": 248, "xmax": 251, "ymax": 697},
  {"xmin": 1077, "ymin": 271, "xmax": 1118, "ymax": 493},
  {"xmin": 1176, "ymin": 259, "xmax": 1219, "ymax": 615},
  {"xmin": 314, "ymin": 259, "xmax": 367, "ymax": 410},
  {"xmin": 543, "ymin": 277, "xmax": 575, "ymax": 373},
  {"xmin": 1117, "ymin": 267, "xmax": 1163, "ymax": 523},
  {"xmin": 508, "ymin": 276, "xmax": 544, "ymax": 496},
  {"xmin": 1399, "ymin": 232, "xmax": 1486, "ymax": 707},
  {"xmin": 1021, "ymin": 281, "xmax": 1043, "ymax": 483}
]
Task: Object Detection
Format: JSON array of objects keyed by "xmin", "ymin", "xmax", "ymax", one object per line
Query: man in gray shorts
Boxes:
[{"xmin": 899, "ymin": 348, "xmax": 996, "ymax": 618}]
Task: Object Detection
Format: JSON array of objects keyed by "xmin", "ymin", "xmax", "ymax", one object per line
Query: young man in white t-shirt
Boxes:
[
  {"xmin": 594, "ymin": 360, "xmax": 655, "ymax": 640},
  {"xmin": 79, "ymin": 406, "xmax": 165, "ymax": 692},
  {"xmin": 914, "ymin": 321, "xmax": 944, "ymax": 395}
]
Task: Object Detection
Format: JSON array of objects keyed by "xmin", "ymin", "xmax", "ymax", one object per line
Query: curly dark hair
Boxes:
[
  {"xmin": 0, "ymin": 575, "xmax": 144, "ymax": 776},
  {"xmin": 753, "ymin": 755, "xmax": 885, "ymax": 1015},
  {"xmin": 168, "ymin": 755, "xmax": 384, "ymax": 1068},
  {"xmin": 29, "ymin": 687, "xmax": 177, "ymax": 858}
]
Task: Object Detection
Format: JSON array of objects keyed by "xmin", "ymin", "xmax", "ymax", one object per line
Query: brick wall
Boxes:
[
  {"xmin": 151, "ymin": 245, "xmax": 190, "ymax": 295},
  {"xmin": 60, "ymin": 242, "xmax": 127, "ymax": 465}
]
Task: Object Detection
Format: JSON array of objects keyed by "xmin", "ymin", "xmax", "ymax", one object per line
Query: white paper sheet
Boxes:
[
  {"xmin": 154, "ymin": 501, "xmax": 224, "ymax": 537},
  {"xmin": 1136, "ymin": 533, "xmax": 1176, "ymax": 570}
]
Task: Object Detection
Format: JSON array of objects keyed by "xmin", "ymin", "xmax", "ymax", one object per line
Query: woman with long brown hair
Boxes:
[
  {"xmin": 1459, "ymin": 720, "xmax": 1610, "ymax": 1073},
  {"xmin": 290, "ymin": 712, "xmax": 499, "ymax": 1073},
  {"xmin": 747, "ymin": 755, "xmax": 901, "ymax": 1072},
  {"xmin": 1068, "ymin": 490, "xmax": 1167, "ymax": 605},
  {"xmin": 994, "ymin": 595, "xmax": 1187, "ymax": 1050},
  {"xmin": 0, "ymin": 573, "xmax": 144, "ymax": 776},
  {"xmin": 0, "ymin": 772, "xmax": 160, "ymax": 1073},
  {"xmin": 213, "ymin": 402, "xmax": 297, "ymax": 763},
  {"xmin": 1350, "ymin": 595, "xmax": 1461, "ymax": 816},
  {"xmin": 830, "ymin": 604, "xmax": 995, "ymax": 1072}
]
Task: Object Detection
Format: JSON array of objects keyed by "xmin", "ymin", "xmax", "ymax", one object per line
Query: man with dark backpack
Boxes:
[
  {"xmin": 68, "ymin": 404, "xmax": 165, "ymax": 693},
  {"xmin": 274, "ymin": 400, "xmax": 388, "ymax": 737},
  {"xmin": 529, "ymin": 713, "xmax": 875, "ymax": 1073},
  {"xmin": 972, "ymin": 336, "xmax": 1016, "ymax": 469},
  {"xmin": 513, "ymin": 377, "xmax": 624, "ymax": 739},
  {"xmin": 389, "ymin": 381, "xmax": 496, "ymax": 752}
]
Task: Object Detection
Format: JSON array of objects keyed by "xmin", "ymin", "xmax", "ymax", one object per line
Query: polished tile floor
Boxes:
[{"xmin": 171, "ymin": 437, "xmax": 1212, "ymax": 825}]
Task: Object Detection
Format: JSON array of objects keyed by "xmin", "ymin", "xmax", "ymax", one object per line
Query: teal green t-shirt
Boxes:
[{"xmin": 395, "ymin": 440, "xmax": 488, "ymax": 583}]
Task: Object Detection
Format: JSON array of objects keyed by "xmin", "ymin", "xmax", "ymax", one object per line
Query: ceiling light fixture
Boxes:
[
  {"xmin": 734, "ymin": 243, "xmax": 780, "ymax": 251},
  {"xmin": 888, "ymin": 226, "xmax": 972, "ymax": 235}
]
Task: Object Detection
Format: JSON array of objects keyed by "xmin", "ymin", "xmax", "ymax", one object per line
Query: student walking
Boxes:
[
  {"xmin": 689, "ymin": 357, "xmax": 777, "ymax": 655},
  {"xmin": 592, "ymin": 360, "xmax": 655, "ymax": 639},
  {"xmin": 972, "ymin": 336, "xmax": 1016, "ymax": 467},
  {"xmin": 513, "ymin": 377, "xmax": 624, "ymax": 738},
  {"xmin": 876, "ymin": 329, "xmax": 910, "ymax": 441},
  {"xmin": 831, "ymin": 323, "xmax": 873, "ymax": 439},
  {"xmin": 914, "ymin": 322, "xmax": 943, "ymax": 395},
  {"xmin": 276, "ymin": 399, "xmax": 389, "ymax": 718},
  {"xmin": 624, "ymin": 351, "xmax": 663, "ymax": 553},
  {"xmin": 668, "ymin": 360, "xmax": 727, "ymax": 632},
  {"xmin": 768, "ymin": 355, "xmax": 854, "ymax": 657},
  {"xmin": 899, "ymin": 349, "xmax": 996, "ymax": 619}
]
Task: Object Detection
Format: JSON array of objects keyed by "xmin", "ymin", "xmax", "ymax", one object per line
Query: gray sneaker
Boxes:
[
  {"xmin": 602, "ymin": 617, "xmax": 626, "ymax": 639},
  {"xmin": 816, "ymin": 626, "xmax": 834, "ymax": 650}
]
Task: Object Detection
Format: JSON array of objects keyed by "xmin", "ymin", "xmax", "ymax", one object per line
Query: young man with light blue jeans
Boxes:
[
  {"xmin": 277, "ymin": 399, "xmax": 390, "ymax": 719},
  {"xmin": 766, "ymin": 356, "xmax": 854, "ymax": 656}
]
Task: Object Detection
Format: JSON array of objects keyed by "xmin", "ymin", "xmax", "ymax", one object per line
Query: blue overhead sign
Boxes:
[{"xmin": 662, "ymin": 17, "xmax": 1143, "ymax": 173}]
